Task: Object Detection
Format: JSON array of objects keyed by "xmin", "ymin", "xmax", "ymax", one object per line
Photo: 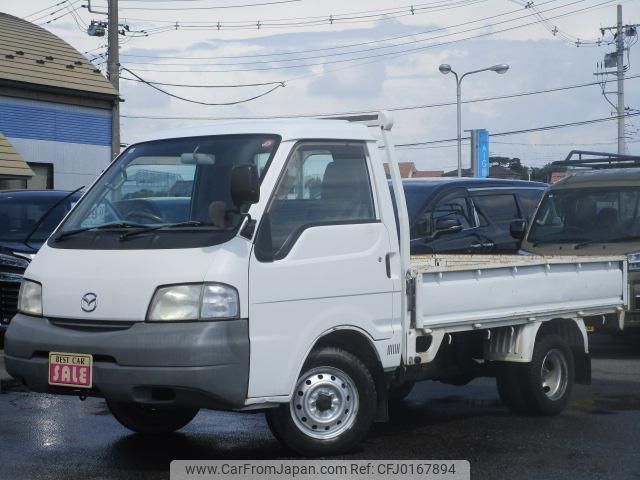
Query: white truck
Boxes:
[{"xmin": 5, "ymin": 113, "xmax": 628, "ymax": 456}]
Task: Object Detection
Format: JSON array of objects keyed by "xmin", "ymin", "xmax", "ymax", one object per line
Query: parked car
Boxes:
[
  {"xmin": 400, "ymin": 178, "xmax": 547, "ymax": 255},
  {"xmin": 0, "ymin": 189, "xmax": 81, "ymax": 339},
  {"xmin": 517, "ymin": 168, "xmax": 640, "ymax": 331}
]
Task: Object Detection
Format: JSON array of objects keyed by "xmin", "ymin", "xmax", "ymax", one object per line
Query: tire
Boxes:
[
  {"xmin": 497, "ymin": 334, "xmax": 574, "ymax": 416},
  {"xmin": 107, "ymin": 400, "xmax": 199, "ymax": 434},
  {"xmin": 266, "ymin": 347, "xmax": 376, "ymax": 456},
  {"xmin": 389, "ymin": 381, "xmax": 415, "ymax": 402}
]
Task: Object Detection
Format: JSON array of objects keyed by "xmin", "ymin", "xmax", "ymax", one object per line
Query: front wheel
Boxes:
[
  {"xmin": 266, "ymin": 347, "xmax": 376, "ymax": 456},
  {"xmin": 107, "ymin": 400, "xmax": 199, "ymax": 434}
]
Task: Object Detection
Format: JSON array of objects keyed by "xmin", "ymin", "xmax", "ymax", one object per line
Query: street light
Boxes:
[{"xmin": 439, "ymin": 63, "xmax": 510, "ymax": 177}]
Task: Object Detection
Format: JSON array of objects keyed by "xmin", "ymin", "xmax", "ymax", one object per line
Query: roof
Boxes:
[
  {"xmin": 551, "ymin": 168, "xmax": 640, "ymax": 189},
  {"xmin": 0, "ymin": 13, "xmax": 117, "ymax": 99},
  {"xmin": 549, "ymin": 171, "xmax": 568, "ymax": 184},
  {"xmin": 401, "ymin": 177, "xmax": 547, "ymax": 190},
  {"xmin": 412, "ymin": 170, "xmax": 443, "ymax": 178},
  {"xmin": 0, "ymin": 131, "xmax": 33, "ymax": 178},
  {"xmin": 134, "ymin": 119, "xmax": 376, "ymax": 144}
]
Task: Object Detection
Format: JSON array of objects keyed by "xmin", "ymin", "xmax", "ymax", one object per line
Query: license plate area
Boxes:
[{"xmin": 48, "ymin": 352, "xmax": 93, "ymax": 388}]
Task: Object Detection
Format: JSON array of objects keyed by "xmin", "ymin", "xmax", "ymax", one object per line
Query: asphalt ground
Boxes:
[{"xmin": 0, "ymin": 334, "xmax": 639, "ymax": 480}]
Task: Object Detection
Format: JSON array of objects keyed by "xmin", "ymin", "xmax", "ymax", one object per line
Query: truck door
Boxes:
[{"xmin": 247, "ymin": 141, "xmax": 395, "ymax": 398}]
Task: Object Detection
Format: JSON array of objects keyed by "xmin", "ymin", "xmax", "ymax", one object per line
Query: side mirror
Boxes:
[
  {"xmin": 231, "ymin": 164, "xmax": 260, "ymax": 209},
  {"xmin": 435, "ymin": 217, "xmax": 463, "ymax": 236},
  {"xmin": 510, "ymin": 219, "xmax": 527, "ymax": 240}
]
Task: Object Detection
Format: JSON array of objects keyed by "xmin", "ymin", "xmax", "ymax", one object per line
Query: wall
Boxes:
[{"xmin": 0, "ymin": 95, "xmax": 111, "ymax": 190}]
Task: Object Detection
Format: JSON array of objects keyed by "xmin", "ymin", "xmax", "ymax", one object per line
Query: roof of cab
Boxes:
[
  {"xmin": 132, "ymin": 119, "xmax": 376, "ymax": 145},
  {"xmin": 551, "ymin": 168, "xmax": 640, "ymax": 189}
]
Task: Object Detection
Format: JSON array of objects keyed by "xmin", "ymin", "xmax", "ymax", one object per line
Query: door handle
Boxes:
[
  {"xmin": 385, "ymin": 253, "xmax": 392, "ymax": 278},
  {"xmin": 470, "ymin": 242, "xmax": 483, "ymax": 249}
]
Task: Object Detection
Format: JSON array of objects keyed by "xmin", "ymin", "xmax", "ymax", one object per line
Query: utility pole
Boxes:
[
  {"xmin": 616, "ymin": 5, "xmax": 625, "ymax": 155},
  {"xmin": 597, "ymin": 5, "xmax": 639, "ymax": 155},
  {"xmin": 107, "ymin": 0, "xmax": 120, "ymax": 160}
]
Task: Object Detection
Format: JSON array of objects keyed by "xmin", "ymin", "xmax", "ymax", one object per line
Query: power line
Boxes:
[
  {"xmin": 121, "ymin": 66, "xmax": 286, "ymax": 105},
  {"xmin": 119, "ymin": 0, "xmax": 615, "ymax": 74},
  {"xmin": 120, "ymin": 76, "xmax": 287, "ymax": 88},
  {"xmin": 119, "ymin": 0, "xmax": 539, "ymax": 61},
  {"xmin": 117, "ymin": 0, "xmax": 303, "ymax": 10},
  {"xmin": 394, "ymin": 112, "xmax": 640, "ymax": 147},
  {"xmin": 23, "ymin": 0, "xmax": 68, "ymax": 19},
  {"xmin": 120, "ymin": 73, "xmax": 640, "ymax": 118},
  {"xmin": 114, "ymin": 0, "xmax": 475, "ymax": 23}
]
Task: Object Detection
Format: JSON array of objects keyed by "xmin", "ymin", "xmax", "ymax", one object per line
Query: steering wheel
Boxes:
[{"xmin": 124, "ymin": 210, "xmax": 165, "ymax": 223}]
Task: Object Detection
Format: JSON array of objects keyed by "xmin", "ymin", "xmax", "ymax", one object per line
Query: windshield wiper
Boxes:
[
  {"xmin": 23, "ymin": 186, "xmax": 84, "ymax": 251},
  {"xmin": 55, "ymin": 222, "xmax": 148, "ymax": 242},
  {"xmin": 119, "ymin": 220, "xmax": 218, "ymax": 241}
]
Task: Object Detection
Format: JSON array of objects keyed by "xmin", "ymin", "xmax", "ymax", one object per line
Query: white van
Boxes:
[{"xmin": 5, "ymin": 114, "xmax": 628, "ymax": 455}]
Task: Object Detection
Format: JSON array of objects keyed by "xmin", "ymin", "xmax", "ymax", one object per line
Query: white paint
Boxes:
[{"xmin": 8, "ymin": 137, "xmax": 109, "ymax": 190}]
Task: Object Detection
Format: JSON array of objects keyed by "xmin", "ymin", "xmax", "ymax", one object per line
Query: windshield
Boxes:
[
  {"xmin": 54, "ymin": 134, "xmax": 280, "ymax": 249},
  {"xmin": 0, "ymin": 194, "xmax": 77, "ymax": 244},
  {"xmin": 528, "ymin": 187, "xmax": 640, "ymax": 245}
]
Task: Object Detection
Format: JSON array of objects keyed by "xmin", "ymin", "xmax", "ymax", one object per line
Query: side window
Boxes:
[
  {"xmin": 473, "ymin": 194, "xmax": 520, "ymax": 224},
  {"xmin": 414, "ymin": 192, "xmax": 473, "ymax": 237},
  {"xmin": 433, "ymin": 194, "xmax": 472, "ymax": 228},
  {"xmin": 263, "ymin": 142, "xmax": 375, "ymax": 259}
]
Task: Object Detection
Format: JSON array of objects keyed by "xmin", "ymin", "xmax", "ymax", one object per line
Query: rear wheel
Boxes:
[
  {"xmin": 497, "ymin": 334, "xmax": 574, "ymax": 416},
  {"xmin": 107, "ymin": 400, "xmax": 199, "ymax": 434},
  {"xmin": 266, "ymin": 347, "xmax": 376, "ymax": 456}
]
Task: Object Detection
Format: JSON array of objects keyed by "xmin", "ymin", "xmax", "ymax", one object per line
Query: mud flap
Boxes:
[{"xmin": 573, "ymin": 348, "xmax": 591, "ymax": 385}]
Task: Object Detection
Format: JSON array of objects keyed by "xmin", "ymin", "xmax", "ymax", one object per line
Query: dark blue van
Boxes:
[{"xmin": 400, "ymin": 178, "xmax": 547, "ymax": 255}]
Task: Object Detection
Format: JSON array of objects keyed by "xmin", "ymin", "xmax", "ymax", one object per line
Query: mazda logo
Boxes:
[{"xmin": 81, "ymin": 293, "xmax": 97, "ymax": 313}]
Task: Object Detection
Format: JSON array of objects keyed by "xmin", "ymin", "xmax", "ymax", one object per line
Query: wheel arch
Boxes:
[
  {"xmin": 306, "ymin": 328, "xmax": 389, "ymax": 422},
  {"xmin": 536, "ymin": 318, "xmax": 590, "ymax": 385},
  {"xmin": 487, "ymin": 318, "xmax": 590, "ymax": 385}
]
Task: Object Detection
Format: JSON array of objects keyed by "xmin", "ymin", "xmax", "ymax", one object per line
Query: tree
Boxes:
[{"xmin": 489, "ymin": 156, "xmax": 529, "ymax": 180}]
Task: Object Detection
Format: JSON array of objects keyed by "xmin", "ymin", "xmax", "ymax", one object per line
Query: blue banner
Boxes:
[{"xmin": 475, "ymin": 129, "xmax": 490, "ymax": 178}]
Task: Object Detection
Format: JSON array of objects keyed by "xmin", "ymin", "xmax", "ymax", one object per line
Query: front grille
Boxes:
[{"xmin": 0, "ymin": 281, "xmax": 20, "ymax": 324}]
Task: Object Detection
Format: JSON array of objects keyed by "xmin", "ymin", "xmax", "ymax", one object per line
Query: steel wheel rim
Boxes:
[
  {"xmin": 540, "ymin": 348, "xmax": 568, "ymax": 401},
  {"xmin": 290, "ymin": 366, "xmax": 359, "ymax": 440}
]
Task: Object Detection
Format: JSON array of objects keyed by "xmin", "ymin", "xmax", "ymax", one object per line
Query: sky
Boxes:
[{"xmin": 4, "ymin": 0, "xmax": 640, "ymax": 172}]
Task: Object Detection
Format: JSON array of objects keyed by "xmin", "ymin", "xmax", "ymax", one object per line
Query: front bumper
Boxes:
[{"xmin": 4, "ymin": 313, "xmax": 249, "ymax": 409}]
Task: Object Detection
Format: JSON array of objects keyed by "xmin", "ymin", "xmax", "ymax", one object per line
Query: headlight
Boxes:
[
  {"xmin": 18, "ymin": 280, "xmax": 43, "ymax": 316},
  {"xmin": 628, "ymin": 252, "xmax": 640, "ymax": 271},
  {"xmin": 147, "ymin": 283, "xmax": 239, "ymax": 321}
]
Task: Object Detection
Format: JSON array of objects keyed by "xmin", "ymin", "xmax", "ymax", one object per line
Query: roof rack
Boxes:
[{"xmin": 552, "ymin": 150, "xmax": 640, "ymax": 169}]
